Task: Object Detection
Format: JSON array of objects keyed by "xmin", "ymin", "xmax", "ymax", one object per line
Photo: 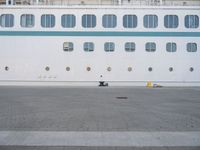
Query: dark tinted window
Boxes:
[
  {"xmin": 82, "ymin": 14, "xmax": 96, "ymax": 28},
  {"xmin": 102, "ymin": 15, "xmax": 117, "ymax": 28},
  {"xmin": 61, "ymin": 14, "xmax": 76, "ymax": 28},
  {"xmin": 123, "ymin": 15, "xmax": 137, "ymax": 28},
  {"xmin": 164, "ymin": 15, "xmax": 178, "ymax": 28},
  {"xmin": 41, "ymin": 14, "xmax": 55, "ymax": 28},
  {"xmin": 143, "ymin": 15, "xmax": 158, "ymax": 28},
  {"xmin": 0, "ymin": 14, "xmax": 14, "ymax": 27}
]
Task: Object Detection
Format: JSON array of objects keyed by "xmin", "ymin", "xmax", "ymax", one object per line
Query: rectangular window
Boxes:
[
  {"xmin": 164, "ymin": 15, "xmax": 179, "ymax": 28},
  {"xmin": 125, "ymin": 42, "xmax": 136, "ymax": 52},
  {"xmin": 41, "ymin": 14, "xmax": 55, "ymax": 28},
  {"xmin": 146, "ymin": 42, "xmax": 156, "ymax": 52},
  {"xmin": 123, "ymin": 15, "xmax": 137, "ymax": 28},
  {"xmin": 187, "ymin": 43, "xmax": 197, "ymax": 52},
  {"xmin": 21, "ymin": 14, "xmax": 34, "ymax": 28},
  {"xmin": 104, "ymin": 42, "xmax": 115, "ymax": 52},
  {"xmin": 82, "ymin": 14, "xmax": 96, "ymax": 28},
  {"xmin": 185, "ymin": 15, "xmax": 199, "ymax": 28},
  {"xmin": 84, "ymin": 42, "xmax": 94, "ymax": 52},
  {"xmin": 0, "ymin": 14, "xmax": 14, "ymax": 27},
  {"xmin": 102, "ymin": 15, "xmax": 117, "ymax": 28},
  {"xmin": 143, "ymin": 15, "xmax": 158, "ymax": 28},
  {"xmin": 166, "ymin": 42, "xmax": 177, "ymax": 52},
  {"xmin": 61, "ymin": 14, "xmax": 76, "ymax": 28},
  {"xmin": 63, "ymin": 42, "xmax": 74, "ymax": 52}
]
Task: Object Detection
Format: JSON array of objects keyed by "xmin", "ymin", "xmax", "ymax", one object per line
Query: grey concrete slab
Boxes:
[
  {"xmin": 0, "ymin": 131, "xmax": 200, "ymax": 146},
  {"xmin": 0, "ymin": 86, "xmax": 200, "ymax": 131}
]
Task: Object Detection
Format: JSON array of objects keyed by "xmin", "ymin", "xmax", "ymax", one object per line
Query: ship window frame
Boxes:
[
  {"xmin": 185, "ymin": 15, "xmax": 199, "ymax": 28},
  {"xmin": 41, "ymin": 14, "xmax": 55, "ymax": 28},
  {"xmin": 84, "ymin": 42, "xmax": 94, "ymax": 52},
  {"xmin": 123, "ymin": 15, "xmax": 137, "ymax": 28},
  {"xmin": 166, "ymin": 42, "xmax": 177, "ymax": 52},
  {"xmin": 82, "ymin": 14, "xmax": 96, "ymax": 28},
  {"xmin": 187, "ymin": 43, "xmax": 197, "ymax": 52},
  {"xmin": 102, "ymin": 14, "xmax": 117, "ymax": 28},
  {"xmin": 145, "ymin": 42, "xmax": 156, "ymax": 52},
  {"xmin": 164, "ymin": 15, "xmax": 179, "ymax": 28},
  {"xmin": 63, "ymin": 42, "xmax": 74, "ymax": 52},
  {"xmin": 104, "ymin": 42, "xmax": 115, "ymax": 52},
  {"xmin": 143, "ymin": 15, "xmax": 158, "ymax": 28},
  {"xmin": 0, "ymin": 14, "xmax": 14, "ymax": 28},
  {"xmin": 61, "ymin": 14, "xmax": 76, "ymax": 28},
  {"xmin": 20, "ymin": 14, "xmax": 35, "ymax": 28},
  {"xmin": 125, "ymin": 42, "xmax": 136, "ymax": 52}
]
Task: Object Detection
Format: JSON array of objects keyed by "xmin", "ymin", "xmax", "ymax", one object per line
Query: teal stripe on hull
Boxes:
[{"xmin": 0, "ymin": 31, "xmax": 200, "ymax": 37}]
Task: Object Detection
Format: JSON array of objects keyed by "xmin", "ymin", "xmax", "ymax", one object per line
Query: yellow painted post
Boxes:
[{"xmin": 146, "ymin": 81, "xmax": 153, "ymax": 87}]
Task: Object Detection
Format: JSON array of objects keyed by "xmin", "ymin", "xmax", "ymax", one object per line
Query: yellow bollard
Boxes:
[{"xmin": 146, "ymin": 81, "xmax": 153, "ymax": 87}]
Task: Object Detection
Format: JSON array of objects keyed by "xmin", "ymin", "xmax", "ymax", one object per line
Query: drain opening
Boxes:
[{"xmin": 116, "ymin": 96, "xmax": 128, "ymax": 99}]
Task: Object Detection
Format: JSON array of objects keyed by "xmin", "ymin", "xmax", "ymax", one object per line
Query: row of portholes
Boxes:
[
  {"xmin": 45, "ymin": 66, "xmax": 120, "ymax": 72},
  {"xmin": 45, "ymin": 66, "xmax": 131, "ymax": 72},
  {"xmin": 1, "ymin": 66, "xmax": 194, "ymax": 72},
  {"xmin": 145, "ymin": 67, "xmax": 194, "ymax": 72},
  {"xmin": 43, "ymin": 66, "xmax": 195, "ymax": 72}
]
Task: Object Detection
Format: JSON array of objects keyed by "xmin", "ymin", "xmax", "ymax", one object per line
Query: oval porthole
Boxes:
[
  {"xmin": 5, "ymin": 66, "xmax": 9, "ymax": 71},
  {"xmin": 190, "ymin": 67, "xmax": 194, "ymax": 72},
  {"xmin": 45, "ymin": 66, "xmax": 50, "ymax": 71},
  {"xmin": 107, "ymin": 67, "xmax": 112, "ymax": 72},
  {"xmin": 86, "ymin": 67, "xmax": 91, "ymax": 71},
  {"xmin": 128, "ymin": 67, "xmax": 132, "ymax": 72},
  {"xmin": 66, "ymin": 67, "xmax": 70, "ymax": 71},
  {"xmin": 169, "ymin": 67, "xmax": 173, "ymax": 72},
  {"xmin": 148, "ymin": 67, "xmax": 153, "ymax": 72}
]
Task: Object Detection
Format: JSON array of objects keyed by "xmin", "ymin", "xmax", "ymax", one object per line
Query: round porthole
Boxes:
[
  {"xmin": 107, "ymin": 67, "xmax": 112, "ymax": 72},
  {"xmin": 66, "ymin": 67, "xmax": 70, "ymax": 71},
  {"xmin": 148, "ymin": 67, "xmax": 153, "ymax": 72},
  {"xmin": 190, "ymin": 67, "xmax": 194, "ymax": 72},
  {"xmin": 86, "ymin": 67, "xmax": 91, "ymax": 71},
  {"xmin": 5, "ymin": 66, "xmax": 9, "ymax": 71},
  {"xmin": 45, "ymin": 66, "xmax": 50, "ymax": 71},
  {"xmin": 169, "ymin": 67, "xmax": 173, "ymax": 72},
  {"xmin": 128, "ymin": 67, "xmax": 132, "ymax": 72}
]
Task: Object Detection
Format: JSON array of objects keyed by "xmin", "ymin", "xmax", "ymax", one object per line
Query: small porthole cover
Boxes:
[
  {"xmin": 107, "ymin": 67, "xmax": 112, "ymax": 72},
  {"xmin": 128, "ymin": 67, "xmax": 132, "ymax": 72},
  {"xmin": 66, "ymin": 67, "xmax": 70, "ymax": 71},
  {"xmin": 169, "ymin": 67, "xmax": 173, "ymax": 72},
  {"xmin": 5, "ymin": 66, "xmax": 9, "ymax": 71},
  {"xmin": 190, "ymin": 67, "xmax": 194, "ymax": 72},
  {"xmin": 148, "ymin": 67, "xmax": 153, "ymax": 72},
  {"xmin": 86, "ymin": 67, "xmax": 91, "ymax": 71},
  {"xmin": 45, "ymin": 66, "xmax": 50, "ymax": 71}
]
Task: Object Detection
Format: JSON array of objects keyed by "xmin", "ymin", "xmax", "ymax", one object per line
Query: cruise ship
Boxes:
[{"xmin": 0, "ymin": 0, "xmax": 200, "ymax": 86}]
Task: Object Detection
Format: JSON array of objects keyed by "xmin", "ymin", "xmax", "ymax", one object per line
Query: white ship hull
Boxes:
[{"xmin": 0, "ymin": 6, "xmax": 200, "ymax": 86}]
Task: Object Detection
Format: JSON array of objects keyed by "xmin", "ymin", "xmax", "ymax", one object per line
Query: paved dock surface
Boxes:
[{"xmin": 0, "ymin": 86, "xmax": 200, "ymax": 150}]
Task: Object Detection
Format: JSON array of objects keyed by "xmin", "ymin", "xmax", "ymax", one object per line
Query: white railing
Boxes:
[{"xmin": 0, "ymin": 0, "xmax": 200, "ymax": 6}]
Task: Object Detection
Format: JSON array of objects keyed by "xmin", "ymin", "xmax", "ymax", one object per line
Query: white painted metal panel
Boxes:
[{"xmin": 0, "ymin": 6, "xmax": 199, "ymax": 86}]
